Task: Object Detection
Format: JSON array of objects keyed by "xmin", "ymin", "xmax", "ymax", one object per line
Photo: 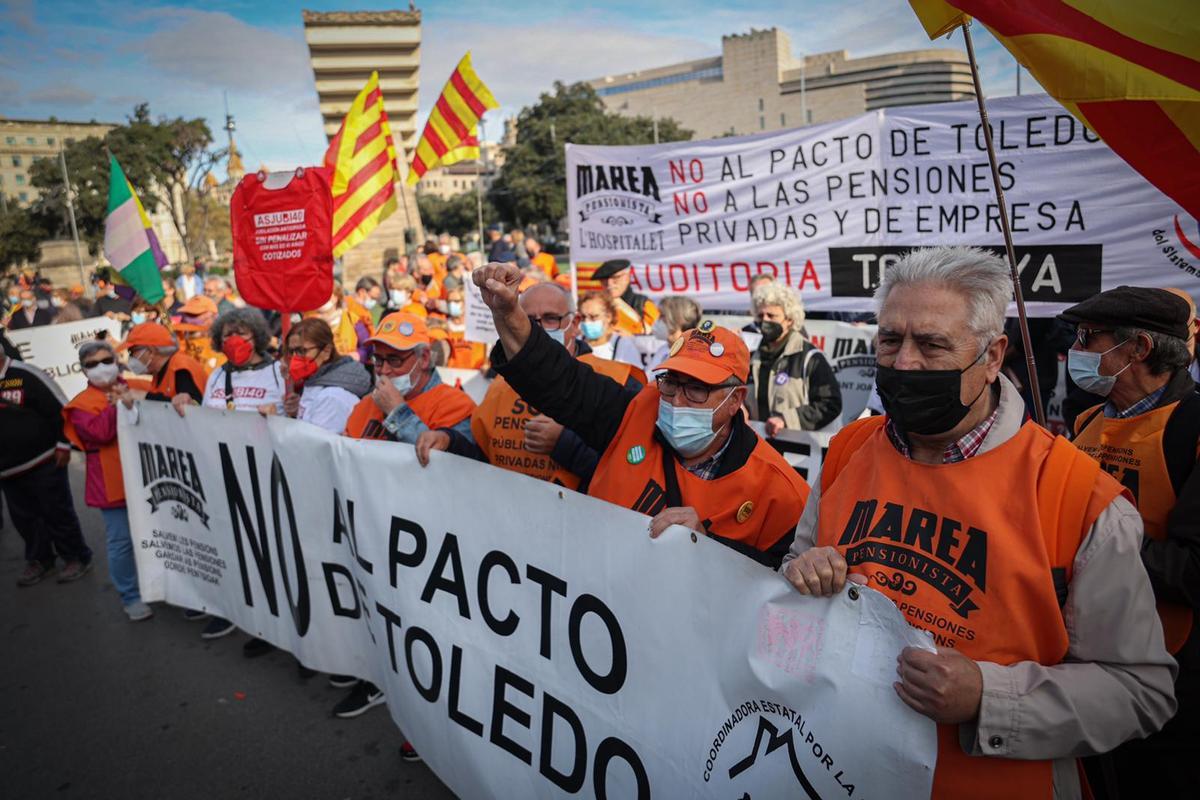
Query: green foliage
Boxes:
[
  {"xmin": 0, "ymin": 205, "xmax": 48, "ymax": 272},
  {"xmin": 488, "ymin": 82, "xmax": 691, "ymax": 228},
  {"xmin": 184, "ymin": 189, "xmax": 232, "ymax": 260},
  {"xmin": 417, "ymin": 189, "xmax": 497, "ymax": 239},
  {"xmin": 27, "ymin": 103, "xmax": 221, "ymax": 260}
]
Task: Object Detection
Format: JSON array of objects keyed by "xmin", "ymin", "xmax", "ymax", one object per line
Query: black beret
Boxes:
[
  {"xmin": 1058, "ymin": 286, "xmax": 1192, "ymax": 341},
  {"xmin": 591, "ymin": 259, "xmax": 632, "ymax": 280}
]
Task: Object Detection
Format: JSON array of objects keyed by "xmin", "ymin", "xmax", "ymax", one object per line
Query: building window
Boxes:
[
  {"xmin": 26, "ymin": 136, "xmax": 35, "ymax": 145},
  {"xmin": 595, "ymin": 65, "xmax": 723, "ymax": 96},
  {"xmin": 66, "ymin": 138, "xmax": 75, "ymax": 146},
  {"xmin": 4, "ymin": 136, "xmax": 13, "ymax": 145},
  {"xmin": 47, "ymin": 137, "xmax": 56, "ymax": 146},
  {"xmin": 15, "ymin": 175, "xmax": 24, "ymax": 184},
  {"xmin": 780, "ymin": 113, "xmax": 787, "ymax": 127},
  {"xmin": 11, "ymin": 156, "xmax": 20, "ymax": 167},
  {"xmin": 758, "ymin": 98, "xmax": 764, "ymax": 112},
  {"xmin": 18, "ymin": 192, "xmax": 28, "ymax": 202},
  {"xmin": 806, "ymin": 109, "xmax": 813, "ymax": 124},
  {"xmin": 759, "ymin": 116, "xmax": 765, "ymax": 130}
]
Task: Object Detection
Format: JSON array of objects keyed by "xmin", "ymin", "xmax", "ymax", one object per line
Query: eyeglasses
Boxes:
[
  {"xmin": 656, "ymin": 374, "xmax": 735, "ymax": 404},
  {"xmin": 370, "ymin": 351, "xmax": 416, "ymax": 370},
  {"xmin": 290, "ymin": 344, "xmax": 323, "ymax": 358},
  {"xmin": 83, "ymin": 356, "xmax": 115, "ymax": 368},
  {"xmin": 1075, "ymin": 327, "xmax": 1113, "ymax": 348},
  {"xmin": 528, "ymin": 312, "xmax": 570, "ymax": 331}
]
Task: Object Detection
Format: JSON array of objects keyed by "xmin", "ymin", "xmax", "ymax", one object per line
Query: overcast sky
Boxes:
[{"xmin": 0, "ymin": 0, "xmax": 1029, "ymax": 177}]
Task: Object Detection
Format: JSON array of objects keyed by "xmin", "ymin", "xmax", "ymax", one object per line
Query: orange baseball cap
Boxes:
[
  {"xmin": 656, "ymin": 320, "xmax": 750, "ymax": 385},
  {"xmin": 179, "ymin": 295, "xmax": 218, "ymax": 316},
  {"xmin": 367, "ymin": 312, "xmax": 430, "ymax": 351},
  {"xmin": 119, "ymin": 322, "xmax": 174, "ymax": 350}
]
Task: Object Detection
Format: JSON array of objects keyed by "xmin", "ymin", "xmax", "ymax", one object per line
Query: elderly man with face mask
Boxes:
[
  {"xmin": 781, "ymin": 247, "xmax": 1176, "ymax": 800},
  {"xmin": 472, "ymin": 261, "xmax": 808, "ymax": 567},
  {"xmin": 1057, "ymin": 285, "xmax": 1200, "ymax": 797},
  {"xmin": 416, "ymin": 282, "xmax": 645, "ymax": 489},
  {"xmin": 118, "ymin": 322, "xmax": 208, "ymax": 404},
  {"xmin": 342, "ymin": 312, "xmax": 475, "ymax": 443}
]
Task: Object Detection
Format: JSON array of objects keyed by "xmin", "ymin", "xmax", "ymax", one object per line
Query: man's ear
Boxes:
[{"xmin": 1133, "ymin": 331, "xmax": 1155, "ymax": 362}]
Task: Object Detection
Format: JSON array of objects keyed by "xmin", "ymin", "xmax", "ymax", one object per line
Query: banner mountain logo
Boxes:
[
  {"xmin": 138, "ymin": 442, "xmax": 210, "ymax": 528},
  {"xmin": 701, "ymin": 700, "xmax": 860, "ymax": 798}
]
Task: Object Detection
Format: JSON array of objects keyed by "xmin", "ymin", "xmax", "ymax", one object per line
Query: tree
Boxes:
[
  {"xmin": 0, "ymin": 205, "xmax": 47, "ymax": 273},
  {"xmin": 184, "ymin": 189, "xmax": 232, "ymax": 260},
  {"xmin": 488, "ymin": 82, "xmax": 691, "ymax": 228},
  {"xmin": 417, "ymin": 189, "xmax": 497, "ymax": 239},
  {"xmin": 27, "ymin": 104, "xmax": 223, "ymax": 261}
]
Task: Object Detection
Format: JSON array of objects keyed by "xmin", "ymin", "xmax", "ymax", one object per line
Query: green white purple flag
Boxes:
[{"xmin": 104, "ymin": 155, "xmax": 164, "ymax": 304}]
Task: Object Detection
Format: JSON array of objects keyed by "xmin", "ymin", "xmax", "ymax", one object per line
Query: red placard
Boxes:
[{"xmin": 231, "ymin": 168, "xmax": 334, "ymax": 313}]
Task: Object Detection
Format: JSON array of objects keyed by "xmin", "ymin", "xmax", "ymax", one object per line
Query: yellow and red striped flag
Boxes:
[
  {"xmin": 323, "ymin": 71, "xmax": 399, "ymax": 258},
  {"xmin": 442, "ymin": 130, "xmax": 482, "ymax": 167},
  {"xmin": 407, "ymin": 52, "xmax": 498, "ymax": 186},
  {"xmin": 909, "ymin": 1, "xmax": 1200, "ymax": 219}
]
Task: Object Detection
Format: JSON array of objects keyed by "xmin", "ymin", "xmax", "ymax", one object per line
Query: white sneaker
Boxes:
[{"xmin": 124, "ymin": 601, "xmax": 154, "ymax": 622}]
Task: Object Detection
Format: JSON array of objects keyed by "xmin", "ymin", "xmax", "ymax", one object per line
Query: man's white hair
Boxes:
[{"xmin": 875, "ymin": 246, "xmax": 1010, "ymax": 346}]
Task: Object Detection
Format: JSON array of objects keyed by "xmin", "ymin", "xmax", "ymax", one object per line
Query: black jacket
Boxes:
[
  {"xmin": 493, "ymin": 324, "xmax": 794, "ymax": 567},
  {"xmin": 5, "ymin": 307, "xmax": 56, "ymax": 329},
  {"xmin": 0, "ymin": 357, "xmax": 69, "ymax": 478}
]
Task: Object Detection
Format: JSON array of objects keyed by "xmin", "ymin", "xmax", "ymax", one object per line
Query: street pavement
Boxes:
[{"xmin": 0, "ymin": 462, "xmax": 457, "ymax": 800}]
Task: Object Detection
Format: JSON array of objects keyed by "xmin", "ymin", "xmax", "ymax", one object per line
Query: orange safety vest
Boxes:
[
  {"xmin": 817, "ymin": 416, "xmax": 1126, "ymax": 800},
  {"xmin": 343, "ymin": 382, "xmax": 476, "ymax": 440},
  {"xmin": 531, "ymin": 252, "xmax": 558, "ymax": 279},
  {"xmin": 613, "ymin": 295, "xmax": 659, "ymax": 336},
  {"xmin": 447, "ymin": 332, "xmax": 487, "ymax": 370},
  {"xmin": 62, "ymin": 385, "xmax": 125, "ymax": 504},
  {"xmin": 1074, "ymin": 402, "xmax": 1196, "ymax": 652},
  {"xmin": 587, "ymin": 385, "xmax": 809, "ymax": 548},
  {"xmin": 469, "ymin": 354, "xmax": 643, "ymax": 489},
  {"xmin": 148, "ymin": 351, "xmax": 210, "ymax": 401}
]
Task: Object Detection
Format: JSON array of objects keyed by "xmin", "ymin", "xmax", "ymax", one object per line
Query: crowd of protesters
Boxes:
[{"xmin": 2, "ymin": 239, "xmax": 1199, "ymax": 796}]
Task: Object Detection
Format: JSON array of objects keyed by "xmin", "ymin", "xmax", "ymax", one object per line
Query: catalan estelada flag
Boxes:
[
  {"xmin": 323, "ymin": 71, "xmax": 398, "ymax": 258},
  {"xmin": 407, "ymin": 53, "xmax": 498, "ymax": 186},
  {"xmin": 909, "ymin": 1, "xmax": 1200, "ymax": 219}
]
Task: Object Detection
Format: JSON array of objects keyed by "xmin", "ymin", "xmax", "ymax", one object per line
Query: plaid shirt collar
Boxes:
[
  {"xmin": 885, "ymin": 405, "xmax": 1000, "ymax": 464},
  {"xmin": 1105, "ymin": 385, "xmax": 1167, "ymax": 419},
  {"xmin": 683, "ymin": 429, "xmax": 734, "ymax": 480}
]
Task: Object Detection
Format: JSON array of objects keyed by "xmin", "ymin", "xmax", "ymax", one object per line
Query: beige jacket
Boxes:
[{"xmin": 782, "ymin": 375, "xmax": 1177, "ymax": 799}]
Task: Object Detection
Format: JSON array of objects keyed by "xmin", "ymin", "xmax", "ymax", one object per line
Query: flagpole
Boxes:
[
  {"xmin": 476, "ymin": 117, "xmax": 487, "ymax": 259},
  {"xmin": 961, "ymin": 21, "xmax": 1045, "ymax": 426},
  {"xmin": 60, "ymin": 147, "xmax": 88, "ymax": 296}
]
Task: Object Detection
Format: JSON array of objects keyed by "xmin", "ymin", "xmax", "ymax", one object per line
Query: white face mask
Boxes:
[
  {"xmin": 439, "ymin": 244, "xmax": 450, "ymax": 255},
  {"xmin": 388, "ymin": 362, "xmax": 419, "ymax": 397},
  {"xmin": 363, "ymin": 297, "xmax": 377, "ymax": 310},
  {"xmin": 85, "ymin": 362, "xmax": 120, "ymax": 386},
  {"xmin": 391, "ymin": 290, "xmax": 410, "ymax": 307},
  {"xmin": 126, "ymin": 354, "xmax": 150, "ymax": 375}
]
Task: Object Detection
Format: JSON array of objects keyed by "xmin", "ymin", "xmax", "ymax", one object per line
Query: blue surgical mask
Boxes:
[
  {"xmin": 448, "ymin": 301, "xmax": 463, "ymax": 318},
  {"xmin": 581, "ymin": 320, "xmax": 605, "ymax": 341},
  {"xmin": 131, "ymin": 312, "xmax": 147, "ymax": 326},
  {"xmin": 546, "ymin": 328, "xmax": 566, "ymax": 345},
  {"xmin": 655, "ymin": 388, "xmax": 735, "ymax": 457},
  {"xmin": 1068, "ymin": 342, "xmax": 1129, "ymax": 397}
]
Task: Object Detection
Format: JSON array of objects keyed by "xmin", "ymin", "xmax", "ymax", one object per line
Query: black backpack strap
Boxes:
[
  {"xmin": 1163, "ymin": 390, "xmax": 1200, "ymax": 497},
  {"xmin": 1074, "ymin": 405, "xmax": 1103, "ymax": 439},
  {"xmin": 224, "ymin": 366, "xmax": 235, "ymax": 410}
]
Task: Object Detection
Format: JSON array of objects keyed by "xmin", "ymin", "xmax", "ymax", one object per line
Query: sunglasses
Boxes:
[{"xmin": 83, "ymin": 356, "xmax": 115, "ymax": 368}]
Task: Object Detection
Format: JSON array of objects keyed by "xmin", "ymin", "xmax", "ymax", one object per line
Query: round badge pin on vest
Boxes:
[
  {"xmin": 774, "ymin": 372, "xmax": 789, "ymax": 385},
  {"xmin": 736, "ymin": 501, "xmax": 754, "ymax": 523},
  {"xmin": 399, "ymin": 322, "xmax": 414, "ymax": 336},
  {"xmin": 668, "ymin": 337, "xmax": 685, "ymax": 357},
  {"xmin": 709, "ymin": 342, "xmax": 725, "ymax": 357},
  {"xmin": 626, "ymin": 445, "xmax": 646, "ymax": 465},
  {"xmin": 699, "ymin": 320, "xmax": 715, "ymax": 333}
]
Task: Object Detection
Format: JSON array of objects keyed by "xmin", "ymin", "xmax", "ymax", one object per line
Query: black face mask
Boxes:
[
  {"xmin": 875, "ymin": 350, "xmax": 988, "ymax": 436},
  {"xmin": 758, "ymin": 320, "xmax": 785, "ymax": 345},
  {"xmin": 419, "ymin": 274, "xmax": 433, "ymax": 287}
]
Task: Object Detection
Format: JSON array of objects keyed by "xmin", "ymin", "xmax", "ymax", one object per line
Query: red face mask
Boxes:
[
  {"xmin": 221, "ymin": 334, "xmax": 254, "ymax": 366},
  {"xmin": 289, "ymin": 354, "xmax": 319, "ymax": 385}
]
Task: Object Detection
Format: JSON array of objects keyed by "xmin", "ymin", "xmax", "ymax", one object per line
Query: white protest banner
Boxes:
[
  {"xmin": 464, "ymin": 274, "xmax": 499, "ymax": 347},
  {"xmin": 119, "ymin": 402, "xmax": 936, "ymax": 798},
  {"xmin": 804, "ymin": 320, "xmax": 877, "ymax": 424},
  {"xmin": 8, "ymin": 317, "xmax": 124, "ymax": 397},
  {"xmin": 567, "ymin": 94, "xmax": 1199, "ymax": 314}
]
